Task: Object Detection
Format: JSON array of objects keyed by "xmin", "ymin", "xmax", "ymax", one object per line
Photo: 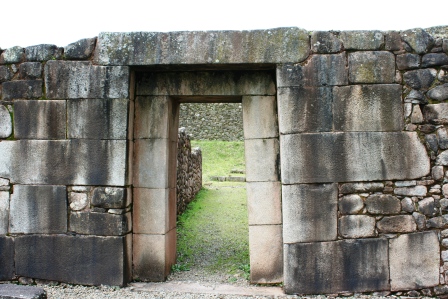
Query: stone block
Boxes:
[
  {"xmin": 339, "ymin": 215, "xmax": 376, "ymax": 238},
  {"xmin": 0, "ymin": 65, "xmax": 13, "ymax": 82},
  {"xmin": 0, "ymin": 141, "xmax": 13, "ymax": 178},
  {"xmin": 348, "ymin": 51, "xmax": 395, "ymax": 83},
  {"xmin": 25, "ymin": 44, "xmax": 60, "ymax": 62},
  {"xmin": 19, "ymin": 62, "xmax": 42, "ymax": 79},
  {"xmin": 1, "ymin": 80, "xmax": 42, "ymax": 100},
  {"xmin": 365, "ymin": 194, "xmax": 401, "ymax": 214},
  {"xmin": 426, "ymin": 215, "xmax": 448, "ymax": 228},
  {"xmin": 9, "ymin": 185, "xmax": 67, "ymax": 234},
  {"xmin": 394, "ymin": 185, "xmax": 427, "ymax": 196},
  {"xmin": 311, "ymin": 31, "xmax": 342, "ymax": 53},
  {"xmin": 302, "ymin": 53, "xmax": 348, "ymax": 86},
  {"xmin": 428, "ymin": 84, "xmax": 448, "ymax": 101},
  {"xmin": 396, "ymin": 54, "xmax": 421, "ymax": 70},
  {"xmin": 277, "ymin": 87, "xmax": 332, "ymax": 134},
  {"xmin": 0, "ymin": 285, "xmax": 46, "ymax": 299},
  {"xmin": 67, "ymin": 98, "xmax": 128, "ymax": 139},
  {"xmin": 385, "ymin": 31, "xmax": 402, "ymax": 51},
  {"xmin": 401, "ymin": 197, "xmax": 415, "ymax": 213},
  {"xmin": 0, "ymin": 105, "xmax": 12, "ymax": 138},
  {"xmin": 401, "ymin": 28, "xmax": 435, "ymax": 54},
  {"xmin": 64, "ymin": 37, "xmax": 97, "ymax": 60},
  {"xmin": 70, "ymin": 212, "xmax": 130, "ymax": 236},
  {"xmin": 284, "ymin": 238, "xmax": 389, "ymax": 294},
  {"xmin": 403, "ymin": 68, "xmax": 437, "ymax": 90},
  {"xmin": 280, "ymin": 132, "xmax": 430, "ymax": 184},
  {"xmin": 276, "ymin": 64, "xmax": 304, "ymax": 87},
  {"xmin": 69, "ymin": 192, "xmax": 88, "ymax": 211},
  {"xmin": 242, "ymin": 96, "xmax": 278, "ymax": 139},
  {"xmin": 92, "ymin": 187, "xmax": 127, "ymax": 209},
  {"xmin": 419, "ymin": 197, "xmax": 437, "ymax": 216},
  {"xmin": 244, "ymin": 138, "xmax": 279, "ymax": 182},
  {"xmin": 95, "ymin": 28, "xmax": 310, "ymax": 65},
  {"xmin": 15, "ymin": 234, "xmax": 130, "ymax": 286},
  {"xmin": 424, "ymin": 103, "xmax": 448, "ymax": 123},
  {"xmin": 422, "ymin": 53, "xmax": 448, "ymax": 67},
  {"xmin": 377, "ymin": 215, "xmax": 416, "ymax": 233},
  {"xmin": 333, "ymin": 84, "xmax": 402, "ymax": 132},
  {"xmin": 282, "ymin": 183, "xmax": 337, "ymax": 243},
  {"xmin": 0, "ymin": 46, "xmax": 24, "ymax": 64},
  {"xmin": 44, "ymin": 61, "xmax": 129, "ymax": 99},
  {"xmin": 339, "ymin": 194, "xmax": 364, "ymax": 214},
  {"xmin": 246, "ymin": 182, "xmax": 281, "ymax": 225},
  {"xmin": 389, "ymin": 231, "xmax": 439, "ymax": 290},
  {"xmin": 0, "ymin": 236, "xmax": 14, "ymax": 280},
  {"xmin": 14, "ymin": 100, "xmax": 66, "ymax": 139},
  {"xmin": 0, "ymin": 191, "xmax": 9, "ymax": 234},
  {"xmin": 134, "ymin": 96, "xmax": 172, "ymax": 139},
  {"xmin": 340, "ymin": 30, "xmax": 384, "ymax": 50},
  {"xmin": 249, "ymin": 225, "xmax": 282, "ymax": 284},
  {"xmin": 410, "ymin": 104, "xmax": 424, "ymax": 124},
  {"xmin": 340, "ymin": 182, "xmax": 384, "ymax": 193}
]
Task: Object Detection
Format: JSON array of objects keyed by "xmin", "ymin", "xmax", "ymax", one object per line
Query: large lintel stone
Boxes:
[
  {"xmin": 95, "ymin": 28, "xmax": 310, "ymax": 65},
  {"xmin": 280, "ymin": 132, "xmax": 430, "ymax": 184},
  {"xmin": 348, "ymin": 51, "xmax": 395, "ymax": 83},
  {"xmin": 0, "ymin": 236, "xmax": 14, "ymax": 280},
  {"xmin": 284, "ymin": 238, "xmax": 389, "ymax": 294}
]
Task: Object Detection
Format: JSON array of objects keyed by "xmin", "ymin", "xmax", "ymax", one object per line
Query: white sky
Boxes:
[{"xmin": 1, "ymin": 0, "xmax": 447, "ymax": 49}]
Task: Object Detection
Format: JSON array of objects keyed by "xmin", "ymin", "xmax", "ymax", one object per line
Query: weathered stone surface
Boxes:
[
  {"xmin": 419, "ymin": 197, "xmax": 437, "ymax": 216},
  {"xmin": 340, "ymin": 30, "xmax": 384, "ymax": 50},
  {"xmin": 0, "ymin": 141, "xmax": 13, "ymax": 178},
  {"xmin": 0, "ymin": 284, "xmax": 47, "ymax": 299},
  {"xmin": 401, "ymin": 197, "xmax": 415, "ymax": 213},
  {"xmin": 403, "ymin": 68, "xmax": 437, "ymax": 90},
  {"xmin": 0, "ymin": 192, "xmax": 8, "ymax": 234},
  {"xmin": 0, "ymin": 105, "xmax": 12, "ymax": 138},
  {"xmin": 394, "ymin": 185, "xmax": 427, "ymax": 196},
  {"xmin": 9, "ymin": 185, "xmax": 67, "ymax": 234},
  {"xmin": 276, "ymin": 64, "xmax": 304, "ymax": 87},
  {"xmin": 348, "ymin": 51, "xmax": 395, "ymax": 83},
  {"xmin": 395, "ymin": 180, "xmax": 417, "ymax": 187},
  {"xmin": 70, "ymin": 212, "xmax": 130, "ymax": 236},
  {"xmin": 0, "ymin": 46, "xmax": 24, "ymax": 64},
  {"xmin": 19, "ymin": 62, "xmax": 42, "ymax": 79},
  {"xmin": 422, "ymin": 53, "xmax": 448, "ymax": 67},
  {"xmin": 333, "ymin": 84, "xmax": 402, "ymax": 131},
  {"xmin": 245, "ymin": 138, "xmax": 279, "ymax": 182},
  {"xmin": 339, "ymin": 194, "xmax": 364, "ymax": 214},
  {"xmin": 424, "ymin": 103, "xmax": 448, "ymax": 123},
  {"xmin": 0, "ymin": 237, "xmax": 14, "ymax": 280},
  {"xmin": 310, "ymin": 31, "xmax": 342, "ymax": 53},
  {"xmin": 396, "ymin": 54, "xmax": 421, "ymax": 70},
  {"xmin": 426, "ymin": 215, "xmax": 448, "ymax": 228},
  {"xmin": 410, "ymin": 104, "xmax": 423, "ymax": 124},
  {"xmin": 277, "ymin": 87, "xmax": 332, "ymax": 134},
  {"xmin": 366, "ymin": 195, "xmax": 401, "ymax": 214},
  {"xmin": 25, "ymin": 44, "xmax": 60, "ymax": 62},
  {"xmin": 247, "ymin": 182, "xmax": 281, "ymax": 225},
  {"xmin": 15, "ymin": 234, "xmax": 130, "ymax": 286},
  {"xmin": 65, "ymin": 37, "xmax": 96, "ymax": 60},
  {"xmin": 405, "ymin": 89, "xmax": 426, "ymax": 104},
  {"xmin": 242, "ymin": 96, "xmax": 278, "ymax": 139},
  {"xmin": 92, "ymin": 187, "xmax": 127, "ymax": 209},
  {"xmin": 0, "ymin": 65, "xmax": 13, "ymax": 82},
  {"xmin": 377, "ymin": 215, "xmax": 416, "ymax": 233},
  {"xmin": 1, "ymin": 80, "xmax": 42, "ymax": 100},
  {"xmin": 67, "ymin": 98, "xmax": 128, "ymax": 139},
  {"xmin": 45, "ymin": 61, "xmax": 129, "ymax": 99},
  {"xmin": 385, "ymin": 31, "xmax": 402, "ymax": 51},
  {"xmin": 340, "ymin": 182, "xmax": 384, "ymax": 194},
  {"xmin": 428, "ymin": 84, "xmax": 448, "ymax": 101},
  {"xmin": 282, "ymin": 183, "xmax": 337, "ymax": 243},
  {"xmin": 402, "ymin": 28, "xmax": 435, "ymax": 54},
  {"xmin": 302, "ymin": 53, "xmax": 348, "ymax": 86},
  {"xmin": 95, "ymin": 28, "xmax": 310, "ymax": 65},
  {"xmin": 69, "ymin": 192, "xmax": 88, "ymax": 211},
  {"xmin": 436, "ymin": 150, "xmax": 448, "ymax": 165},
  {"xmin": 134, "ymin": 96, "xmax": 173, "ymax": 139},
  {"xmin": 413, "ymin": 212, "xmax": 426, "ymax": 230},
  {"xmin": 281, "ymin": 132, "xmax": 429, "ymax": 184},
  {"xmin": 389, "ymin": 231, "xmax": 439, "ymax": 290},
  {"xmin": 14, "ymin": 100, "xmax": 66, "ymax": 139},
  {"xmin": 339, "ymin": 215, "xmax": 376, "ymax": 238},
  {"xmin": 284, "ymin": 238, "xmax": 389, "ymax": 294}
]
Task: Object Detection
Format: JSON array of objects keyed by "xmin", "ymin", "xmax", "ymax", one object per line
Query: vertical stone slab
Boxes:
[
  {"xmin": 0, "ymin": 192, "xmax": 9, "ymax": 234},
  {"xmin": 282, "ymin": 183, "xmax": 337, "ymax": 243},
  {"xmin": 244, "ymin": 138, "xmax": 279, "ymax": 182},
  {"xmin": 0, "ymin": 141, "xmax": 13, "ymax": 179},
  {"xmin": 133, "ymin": 139, "xmax": 170, "ymax": 188},
  {"xmin": 134, "ymin": 96, "xmax": 171, "ymax": 139},
  {"xmin": 246, "ymin": 182, "xmax": 282, "ymax": 225},
  {"xmin": 0, "ymin": 105, "xmax": 12, "ymax": 138},
  {"xmin": 242, "ymin": 96, "xmax": 278, "ymax": 139},
  {"xmin": 0, "ymin": 236, "xmax": 14, "ymax": 280}
]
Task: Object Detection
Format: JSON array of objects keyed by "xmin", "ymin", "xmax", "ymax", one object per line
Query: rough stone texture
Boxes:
[
  {"xmin": 422, "ymin": 53, "xmax": 448, "ymax": 67},
  {"xmin": 333, "ymin": 84, "xmax": 403, "ymax": 131},
  {"xmin": 1, "ymin": 80, "xmax": 42, "ymax": 100},
  {"xmin": 410, "ymin": 105, "xmax": 424, "ymax": 123},
  {"xmin": 15, "ymin": 234, "xmax": 130, "ymax": 286},
  {"xmin": 310, "ymin": 31, "xmax": 342, "ymax": 53},
  {"xmin": 67, "ymin": 98, "xmax": 128, "ymax": 139},
  {"xmin": 0, "ymin": 66, "xmax": 13, "ymax": 82},
  {"xmin": 338, "ymin": 194, "xmax": 364, "ymax": 214},
  {"xmin": 348, "ymin": 51, "xmax": 395, "ymax": 83},
  {"xmin": 365, "ymin": 194, "xmax": 401, "ymax": 214},
  {"xmin": 70, "ymin": 212, "xmax": 130, "ymax": 236},
  {"xmin": 0, "ymin": 105, "xmax": 12, "ymax": 138},
  {"xmin": 339, "ymin": 215, "xmax": 376, "ymax": 238},
  {"xmin": 242, "ymin": 96, "xmax": 278, "ymax": 139},
  {"xmin": 413, "ymin": 212, "xmax": 426, "ymax": 230},
  {"xmin": 247, "ymin": 182, "xmax": 281, "ymax": 225},
  {"xmin": 9, "ymin": 185, "xmax": 67, "ymax": 234},
  {"xmin": 65, "ymin": 37, "xmax": 97, "ymax": 60},
  {"xmin": 340, "ymin": 182, "xmax": 384, "ymax": 193},
  {"xmin": 92, "ymin": 187, "xmax": 127, "ymax": 209},
  {"xmin": 134, "ymin": 96, "xmax": 173, "ymax": 139},
  {"xmin": 424, "ymin": 103, "xmax": 448, "ymax": 123},
  {"xmin": 25, "ymin": 44, "xmax": 60, "ymax": 62},
  {"xmin": 284, "ymin": 238, "xmax": 389, "ymax": 294},
  {"xmin": 403, "ymin": 68, "xmax": 437, "ymax": 90},
  {"xmin": 426, "ymin": 215, "xmax": 448, "ymax": 228},
  {"xmin": 436, "ymin": 150, "xmax": 448, "ymax": 165},
  {"xmin": 69, "ymin": 192, "xmax": 88, "ymax": 211},
  {"xmin": 389, "ymin": 231, "xmax": 439, "ymax": 290},
  {"xmin": 0, "ymin": 284, "xmax": 47, "ymax": 299},
  {"xmin": 419, "ymin": 197, "xmax": 437, "ymax": 216},
  {"xmin": 340, "ymin": 30, "xmax": 384, "ymax": 50},
  {"xmin": 95, "ymin": 28, "xmax": 310, "ymax": 65},
  {"xmin": 385, "ymin": 31, "xmax": 402, "ymax": 51},
  {"xmin": 376, "ymin": 215, "xmax": 417, "ymax": 233},
  {"xmin": 0, "ymin": 192, "xmax": 9, "ymax": 234},
  {"xmin": 282, "ymin": 183, "xmax": 337, "ymax": 243},
  {"xmin": 244, "ymin": 138, "xmax": 279, "ymax": 182},
  {"xmin": 45, "ymin": 61, "xmax": 129, "ymax": 99},
  {"xmin": 428, "ymin": 83, "xmax": 448, "ymax": 101},
  {"xmin": 401, "ymin": 28, "xmax": 435, "ymax": 54},
  {"xmin": 302, "ymin": 53, "xmax": 348, "ymax": 86},
  {"xmin": 401, "ymin": 197, "xmax": 415, "ymax": 213},
  {"xmin": 14, "ymin": 100, "xmax": 66, "ymax": 139},
  {"xmin": 281, "ymin": 132, "xmax": 430, "ymax": 184},
  {"xmin": 19, "ymin": 62, "xmax": 42, "ymax": 79},
  {"xmin": 0, "ymin": 46, "xmax": 24, "ymax": 64},
  {"xmin": 396, "ymin": 54, "xmax": 421, "ymax": 70},
  {"xmin": 0, "ymin": 237, "xmax": 14, "ymax": 280}
]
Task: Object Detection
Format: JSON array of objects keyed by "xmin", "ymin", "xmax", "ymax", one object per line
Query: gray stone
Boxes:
[
  {"xmin": 15, "ymin": 234, "xmax": 130, "ymax": 286},
  {"xmin": 424, "ymin": 103, "xmax": 448, "ymax": 123},
  {"xmin": 428, "ymin": 84, "xmax": 448, "ymax": 101},
  {"xmin": 246, "ymin": 182, "xmax": 282, "ymax": 225},
  {"xmin": 25, "ymin": 44, "xmax": 60, "ymax": 62},
  {"xmin": 0, "ymin": 105, "xmax": 12, "ymax": 138},
  {"xmin": 442, "ymin": 184, "xmax": 448, "ymax": 197},
  {"xmin": 395, "ymin": 180, "xmax": 417, "ymax": 187},
  {"xmin": 366, "ymin": 194, "xmax": 401, "ymax": 214},
  {"xmin": 0, "ymin": 236, "xmax": 14, "ymax": 280},
  {"xmin": 277, "ymin": 87, "xmax": 332, "ymax": 134},
  {"xmin": 67, "ymin": 98, "xmax": 128, "ymax": 139},
  {"xmin": 340, "ymin": 30, "xmax": 384, "ymax": 50},
  {"xmin": 438, "ymin": 127, "xmax": 448, "ymax": 149},
  {"xmin": 14, "ymin": 100, "xmax": 66, "ymax": 139},
  {"xmin": 405, "ymin": 89, "xmax": 425, "ymax": 103},
  {"xmin": 403, "ymin": 68, "xmax": 437, "ymax": 90},
  {"xmin": 282, "ymin": 183, "xmax": 337, "ymax": 243},
  {"xmin": 284, "ymin": 238, "xmax": 389, "ymax": 294},
  {"xmin": 376, "ymin": 215, "xmax": 416, "ymax": 233},
  {"xmin": 134, "ymin": 96, "xmax": 173, "ymax": 139},
  {"xmin": 439, "ymin": 69, "xmax": 448, "ymax": 83},
  {"xmin": 401, "ymin": 197, "xmax": 415, "ymax": 213},
  {"xmin": 44, "ymin": 61, "xmax": 129, "ymax": 99},
  {"xmin": 0, "ymin": 65, "xmax": 13, "ymax": 82},
  {"xmin": 396, "ymin": 54, "xmax": 421, "ymax": 70},
  {"xmin": 9, "ymin": 185, "xmax": 67, "ymax": 234},
  {"xmin": 281, "ymin": 132, "xmax": 430, "ymax": 184},
  {"xmin": 64, "ymin": 37, "xmax": 96, "ymax": 60},
  {"xmin": 402, "ymin": 28, "xmax": 435, "ymax": 54},
  {"xmin": 422, "ymin": 53, "xmax": 448, "ymax": 67},
  {"xmin": 389, "ymin": 231, "xmax": 439, "ymax": 290},
  {"xmin": 441, "ymin": 198, "xmax": 448, "ymax": 211},
  {"xmin": 435, "ymin": 150, "xmax": 448, "ymax": 165},
  {"xmin": 0, "ymin": 284, "xmax": 46, "ymax": 299},
  {"xmin": 418, "ymin": 197, "xmax": 437, "ymax": 216},
  {"xmin": 340, "ymin": 182, "xmax": 384, "ymax": 193},
  {"xmin": 333, "ymin": 84, "xmax": 403, "ymax": 131},
  {"xmin": 0, "ymin": 46, "xmax": 24, "ymax": 64},
  {"xmin": 310, "ymin": 31, "xmax": 342, "ymax": 53},
  {"xmin": 95, "ymin": 28, "xmax": 310, "ymax": 65},
  {"xmin": 19, "ymin": 62, "xmax": 42, "ymax": 79},
  {"xmin": 435, "ymin": 285, "xmax": 448, "ymax": 295},
  {"xmin": 69, "ymin": 192, "xmax": 88, "ymax": 211},
  {"xmin": 394, "ymin": 185, "xmax": 427, "ymax": 196},
  {"xmin": 1, "ymin": 80, "xmax": 42, "ymax": 100},
  {"xmin": 339, "ymin": 215, "xmax": 376, "ymax": 238},
  {"xmin": 348, "ymin": 51, "xmax": 395, "ymax": 83},
  {"xmin": 339, "ymin": 194, "xmax": 364, "ymax": 214},
  {"xmin": 276, "ymin": 64, "xmax": 304, "ymax": 87},
  {"xmin": 242, "ymin": 96, "xmax": 278, "ymax": 139},
  {"xmin": 426, "ymin": 134, "xmax": 439, "ymax": 152},
  {"xmin": 385, "ymin": 31, "xmax": 402, "ymax": 51},
  {"xmin": 92, "ymin": 187, "xmax": 127, "ymax": 209},
  {"xmin": 245, "ymin": 138, "xmax": 279, "ymax": 182},
  {"xmin": 0, "ymin": 191, "xmax": 9, "ymax": 234},
  {"xmin": 70, "ymin": 212, "xmax": 130, "ymax": 236},
  {"xmin": 419, "ymin": 124, "xmax": 436, "ymax": 133},
  {"xmin": 302, "ymin": 53, "xmax": 348, "ymax": 86},
  {"xmin": 426, "ymin": 215, "xmax": 448, "ymax": 228},
  {"xmin": 444, "ymin": 39, "xmax": 448, "ymax": 53},
  {"xmin": 0, "ymin": 141, "xmax": 13, "ymax": 178},
  {"xmin": 410, "ymin": 105, "xmax": 424, "ymax": 124}
]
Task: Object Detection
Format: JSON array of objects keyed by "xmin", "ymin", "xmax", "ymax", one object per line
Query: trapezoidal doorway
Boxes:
[{"xmin": 130, "ymin": 70, "xmax": 283, "ymax": 284}]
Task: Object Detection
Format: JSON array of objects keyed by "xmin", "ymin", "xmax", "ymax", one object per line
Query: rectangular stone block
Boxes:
[
  {"xmin": 280, "ymin": 132, "xmax": 430, "ymax": 184},
  {"xmin": 10, "ymin": 185, "xmax": 67, "ymax": 234},
  {"xmin": 249, "ymin": 225, "xmax": 283, "ymax": 284},
  {"xmin": 244, "ymin": 138, "xmax": 279, "ymax": 182},
  {"xmin": 68, "ymin": 98, "xmax": 128, "ymax": 139},
  {"xmin": 423, "ymin": 103, "xmax": 448, "ymax": 123},
  {"xmin": 70, "ymin": 212, "xmax": 131, "ymax": 236},
  {"xmin": 14, "ymin": 100, "xmax": 66, "ymax": 139},
  {"xmin": 15, "ymin": 234, "xmax": 130, "ymax": 286},
  {"xmin": 348, "ymin": 51, "xmax": 395, "ymax": 83},
  {"xmin": 44, "ymin": 61, "xmax": 129, "ymax": 99},
  {"xmin": 339, "ymin": 215, "xmax": 376, "ymax": 238},
  {"xmin": 0, "ymin": 191, "xmax": 9, "ymax": 234},
  {"xmin": 25, "ymin": 44, "xmax": 60, "ymax": 62},
  {"xmin": 278, "ymin": 87, "xmax": 332, "ymax": 134},
  {"xmin": 0, "ymin": 236, "xmax": 14, "ymax": 280},
  {"xmin": 340, "ymin": 31, "xmax": 384, "ymax": 50},
  {"xmin": 284, "ymin": 238, "xmax": 390, "ymax": 294},
  {"xmin": 0, "ymin": 141, "xmax": 13, "ymax": 178},
  {"xmin": 1, "ymin": 80, "xmax": 42, "ymax": 100},
  {"xmin": 246, "ymin": 182, "xmax": 281, "ymax": 225},
  {"xmin": 242, "ymin": 96, "xmax": 278, "ymax": 139},
  {"xmin": 92, "ymin": 187, "xmax": 128, "ymax": 209},
  {"xmin": 333, "ymin": 84, "xmax": 403, "ymax": 131},
  {"xmin": 302, "ymin": 53, "xmax": 348, "ymax": 86},
  {"xmin": 389, "ymin": 231, "xmax": 439, "ymax": 290},
  {"xmin": 282, "ymin": 183, "xmax": 337, "ymax": 243},
  {"xmin": 19, "ymin": 62, "xmax": 42, "ymax": 80},
  {"xmin": 134, "ymin": 96, "xmax": 173, "ymax": 139}
]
